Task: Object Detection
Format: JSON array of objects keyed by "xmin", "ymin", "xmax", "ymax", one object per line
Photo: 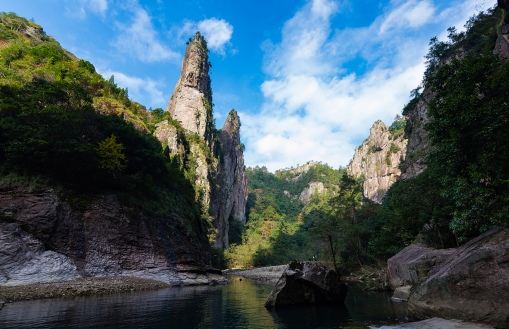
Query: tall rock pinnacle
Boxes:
[{"xmin": 166, "ymin": 32, "xmax": 212, "ymax": 138}]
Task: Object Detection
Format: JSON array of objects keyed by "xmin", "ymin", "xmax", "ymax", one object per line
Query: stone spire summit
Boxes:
[{"xmin": 166, "ymin": 32, "xmax": 213, "ymax": 138}]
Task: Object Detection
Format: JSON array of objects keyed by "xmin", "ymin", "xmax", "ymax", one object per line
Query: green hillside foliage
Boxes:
[
  {"xmin": 390, "ymin": 4, "xmax": 509, "ymax": 245},
  {"xmin": 425, "ymin": 54, "xmax": 509, "ymax": 237},
  {"xmin": 0, "ymin": 12, "xmax": 212, "ymax": 249},
  {"xmin": 225, "ymin": 163, "xmax": 346, "ymax": 268},
  {"xmin": 227, "ymin": 5, "xmax": 509, "ymax": 272}
]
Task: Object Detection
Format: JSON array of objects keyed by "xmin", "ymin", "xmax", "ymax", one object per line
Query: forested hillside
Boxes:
[
  {"xmin": 0, "ymin": 12, "xmax": 208, "ymax": 230},
  {"xmin": 0, "ymin": 12, "xmax": 234, "ymax": 284},
  {"xmin": 228, "ymin": 4, "xmax": 509, "ymax": 273},
  {"xmin": 225, "ymin": 162, "xmax": 346, "ymax": 268}
]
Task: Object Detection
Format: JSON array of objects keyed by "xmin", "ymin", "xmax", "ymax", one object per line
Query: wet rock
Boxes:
[
  {"xmin": 387, "ymin": 243, "xmax": 455, "ymax": 290},
  {"xmin": 264, "ymin": 260, "xmax": 348, "ymax": 307},
  {"xmin": 391, "ymin": 285, "xmax": 412, "ymax": 302},
  {"xmin": 408, "ymin": 228, "xmax": 509, "ymax": 328}
]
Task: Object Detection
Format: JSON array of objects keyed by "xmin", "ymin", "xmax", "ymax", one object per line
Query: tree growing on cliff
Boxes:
[{"xmin": 97, "ymin": 134, "xmax": 127, "ymax": 178}]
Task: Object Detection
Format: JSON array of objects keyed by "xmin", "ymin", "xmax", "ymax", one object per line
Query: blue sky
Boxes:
[{"xmin": 5, "ymin": 0, "xmax": 493, "ymax": 171}]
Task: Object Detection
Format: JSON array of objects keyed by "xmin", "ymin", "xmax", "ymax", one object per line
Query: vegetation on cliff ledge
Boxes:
[{"xmin": 0, "ymin": 12, "xmax": 211, "ymax": 255}]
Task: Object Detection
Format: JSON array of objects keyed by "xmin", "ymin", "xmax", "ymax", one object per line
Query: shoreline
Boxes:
[
  {"xmin": 224, "ymin": 265, "xmax": 287, "ymax": 281},
  {"xmin": 224, "ymin": 264, "xmax": 374, "ymax": 283},
  {"xmin": 0, "ymin": 276, "xmax": 171, "ymax": 304}
]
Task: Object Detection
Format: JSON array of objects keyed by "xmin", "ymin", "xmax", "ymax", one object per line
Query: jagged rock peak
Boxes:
[
  {"xmin": 222, "ymin": 109, "xmax": 241, "ymax": 134},
  {"xmin": 348, "ymin": 120, "xmax": 407, "ymax": 204},
  {"xmin": 288, "ymin": 161, "xmax": 317, "ymax": 175},
  {"xmin": 166, "ymin": 31, "xmax": 213, "ymax": 138},
  {"xmin": 210, "ymin": 109, "xmax": 248, "ymax": 249}
]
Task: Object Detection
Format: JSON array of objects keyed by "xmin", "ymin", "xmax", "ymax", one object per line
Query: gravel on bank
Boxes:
[
  {"xmin": 224, "ymin": 265, "xmax": 287, "ymax": 281},
  {"xmin": 0, "ymin": 276, "xmax": 170, "ymax": 304}
]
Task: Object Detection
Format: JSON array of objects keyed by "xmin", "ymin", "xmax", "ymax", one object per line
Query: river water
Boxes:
[{"xmin": 0, "ymin": 277, "xmax": 408, "ymax": 329}]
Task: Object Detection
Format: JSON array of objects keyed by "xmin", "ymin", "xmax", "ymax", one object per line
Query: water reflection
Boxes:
[{"xmin": 0, "ymin": 278, "xmax": 407, "ymax": 329}]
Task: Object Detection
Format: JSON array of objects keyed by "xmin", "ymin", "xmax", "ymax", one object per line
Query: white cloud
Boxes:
[
  {"xmin": 88, "ymin": 0, "xmax": 108, "ymax": 15},
  {"xmin": 197, "ymin": 18, "xmax": 234, "ymax": 54},
  {"xmin": 101, "ymin": 70, "xmax": 168, "ymax": 108},
  {"xmin": 65, "ymin": 0, "xmax": 108, "ymax": 18},
  {"xmin": 112, "ymin": 6, "xmax": 180, "ymax": 63},
  {"xmin": 174, "ymin": 18, "xmax": 234, "ymax": 55},
  {"xmin": 379, "ymin": 0, "xmax": 435, "ymax": 34},
  {"xmin": 242, "ymin": 0, "xmax": 488, "ymax": 172}
]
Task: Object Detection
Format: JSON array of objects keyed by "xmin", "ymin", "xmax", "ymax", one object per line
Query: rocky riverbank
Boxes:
[
  {"xmin": 224, "ymin": 265, "xmax": 287, "ymax": 281},
  {"xmin": 0, "ymin": 276, "xmax": 170, "ymax": 304}
]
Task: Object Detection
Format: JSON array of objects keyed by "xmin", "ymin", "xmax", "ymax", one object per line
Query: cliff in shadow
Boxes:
[{"xmin": 0, "ymin": 15, "xmax": 241, "ymax": 285}]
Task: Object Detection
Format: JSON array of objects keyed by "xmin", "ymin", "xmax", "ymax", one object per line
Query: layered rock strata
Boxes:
[
  {"xmin": 0, "ymin": 189, "xmax": 228, "ymax": 286},
  {"xmin": 348, "ymin": 120, "xmax": 407, "ymax": 203},
  {"xmin": 408, "ymin": 228, "xmax": 509, "ymax": 328}
]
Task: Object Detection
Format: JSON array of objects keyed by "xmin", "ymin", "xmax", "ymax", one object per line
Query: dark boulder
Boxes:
[
  {"xmin": 408, "ymin": 228, "xmax": 509, "ymax": 329},
  {"xmin": 264, "ymin": 260, "xmax": 348, "ymax": 307},
  {"xmin": 387, "ymin": 243, "xmax": 455, "ymax": 290}
]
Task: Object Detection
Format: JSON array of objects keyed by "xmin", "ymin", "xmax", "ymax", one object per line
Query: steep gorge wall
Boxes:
[
  {"xmin": 0, "ymin": 189, "xmax": 225, "ymax": 286},
  {"xmin": 348, "ymin": 121, "xmax": 407, "ymax": 203},
  {"xmin": 210, "ymin": 111, "xmax": 248, "ymax": 248}
]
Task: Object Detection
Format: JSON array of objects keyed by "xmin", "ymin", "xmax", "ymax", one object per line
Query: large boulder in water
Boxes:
[
  {"xmin": 408, "ymin": 228, "xmax": 509, "ymax": 328},
  {"xmin": 264, "ymin": 260, "xmax": 348, "ymax": 307},
  {"xmin": 387, "ymin": 243, "xmax": 455, "ymax": 290}
]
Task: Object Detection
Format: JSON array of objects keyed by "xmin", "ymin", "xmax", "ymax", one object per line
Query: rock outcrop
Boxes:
[
  {"xmin": 264, "ymin": 260, "xmax": 348, "ymax": 307},
  {"xmin": 0, "ymin": 189, "xmax": 229, "ymax": 286},
  {"xmin": 155, "ymin": 33, "xmax": 248, "ymax": 249},
  {"xmin": 348, "ymin": 120, "xmax": 407, "ymax": 203},
  {"xmin": 408, "ymin": 228, "xmax": 509, "ymax": 328},
  {"xmin": 495, "ymin": 0, "xmax": 509, "ymax": 59},
  {"xmin": 166, "ymin": 32, "xmax": 213, "ymax": 139},
  {"xmin": 387, "ymin": 243, "xmax": 455, "ymax": 290},
  {"xmin": 210, "ymin": 110, "xmax": 248, "ymax": 248},
  {"xmin": 399, "ymin": 90, "xmax": 434, "ymax": 180},
  {"xmin": 287, "ymin": 161, "xmax": 317, "ymax": 176},
  {"xmin": 298, "ymin": 182, "xmax": 325, "ymax": 204}
]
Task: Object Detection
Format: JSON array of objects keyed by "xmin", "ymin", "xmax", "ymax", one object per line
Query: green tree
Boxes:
[
  {"xmin": 425, "ymin": 54, "xmax": 509, "ymax": 237},
  {"xmin": 97, "ymin": 134, "xmax": 127, "ymax": 177}
]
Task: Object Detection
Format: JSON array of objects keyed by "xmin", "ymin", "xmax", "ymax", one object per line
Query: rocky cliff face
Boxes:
[
  {"xmin": 0, "ymin": 189, "xmax": 227, "ymax": 286},
  {"xmin": 399, "ymin": 90, "xmax": 433, "ymax": 180},
  {"xmin": 348, "ymin": 120, "xmax": 407, "ymax": 203},
  {"xmin": 408, "ymin": 228, "xmax": 509, "ymax": 328},
  {"xmin": 155, "ymin": 33, "xmax": 247, "ymax": 250},
  {"xmin": 209, "ymin": 110, "xmax": 248, "ymax": 249},
  {"xmin": 166, "ymin": 32, "xmax": 213, "ymax": 140}
]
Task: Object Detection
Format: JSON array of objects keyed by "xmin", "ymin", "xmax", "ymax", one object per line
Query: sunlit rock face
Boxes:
[
  {"xmin": 155, "ymin": 33, "xmax": 248, "ymax": 250},
  {"xmin": 348, "ymin": 120, "xmax": 407, "ymax": 204},
  {"xmin": 166, "ymin": 32, "xmax": 213, "ymax": 140}
]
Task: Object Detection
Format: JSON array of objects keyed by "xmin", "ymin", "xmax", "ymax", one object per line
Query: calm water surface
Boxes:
[{"xmin": 0, "ymin": 277, "xmax": 407, "ymax": 329}]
